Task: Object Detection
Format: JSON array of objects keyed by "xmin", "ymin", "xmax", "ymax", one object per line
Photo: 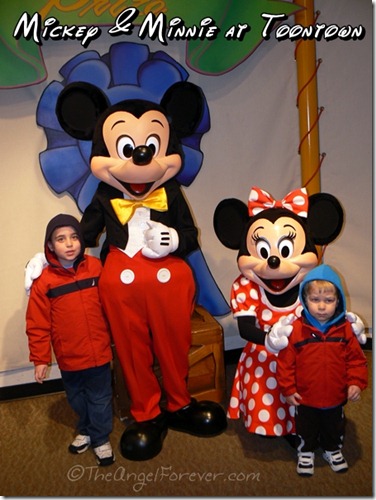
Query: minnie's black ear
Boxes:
[
  {"xmin": 160, "ymin": 82, "xmax": 205, "ymax": 138},
  {"xmin": 214, "ymin": 198, "xmax": 249, "ymax": 250},
  {"xmin": 308, "ymin": 193, "xmax": 344, "ymax": 245},
  {"xmin": 56, "ymin": 82, "xmax": 109, "ymax": 140}
]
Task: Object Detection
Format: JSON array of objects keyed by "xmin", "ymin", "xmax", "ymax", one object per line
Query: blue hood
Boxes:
[{"xmin": 299, "ymin": 264, "xmax": 346, "ymax": 332}]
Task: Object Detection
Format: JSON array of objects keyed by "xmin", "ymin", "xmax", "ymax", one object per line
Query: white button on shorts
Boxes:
[
  {"xmin": 120, "ymin": 269, "xmax": 135, "ymax": 284},
  {"xmin": 157, "ymin": 268, "xmax": 171, "ymax": 283}
]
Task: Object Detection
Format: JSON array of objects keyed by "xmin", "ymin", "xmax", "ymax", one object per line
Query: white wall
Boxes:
[{"xmin": 0, "ymin": 0, "xmax": 371, "ymax": 385}]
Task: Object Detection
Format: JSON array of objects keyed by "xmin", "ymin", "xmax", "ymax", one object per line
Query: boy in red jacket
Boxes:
[
  {"xmin": 26, "ymin": 214, "xmax": 114, "ymax": 466},
  {"xmin": 276, "ymin": 264, "xmax": 368, "ymax": 477}
]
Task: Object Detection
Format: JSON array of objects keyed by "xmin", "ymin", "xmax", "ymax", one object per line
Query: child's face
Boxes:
[
  {"xmin": 48, "ymin": 226, "xmax": 81, "ymax": 267},
  {"xmin": 305, "ymin": 283, "xmax": 339, "ymax": 325}
]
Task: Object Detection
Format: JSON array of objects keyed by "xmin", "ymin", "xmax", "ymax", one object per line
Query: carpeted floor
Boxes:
[{"xmin": 0, "ymin": 350, "xmax": 372, "ymax": 497}]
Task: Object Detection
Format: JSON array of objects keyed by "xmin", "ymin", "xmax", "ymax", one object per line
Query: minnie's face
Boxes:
[
  {"xmin": 90, "ymin": 109, "xmax": 182, "ymax": 199},
  {"xmin": 238, "ymin": 216, "xmax": 318, "ymax": 294}
]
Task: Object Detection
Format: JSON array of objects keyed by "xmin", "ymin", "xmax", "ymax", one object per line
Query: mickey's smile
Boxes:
[{"xmin": 116, "ymin": 179, "xmax": 154, "ymax": 197}]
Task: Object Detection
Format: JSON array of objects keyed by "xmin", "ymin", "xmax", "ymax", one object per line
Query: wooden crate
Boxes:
[
  {"xmin": 112, "ymin": 305, "xmax": 226, "ymax": 420},
  {"xmin": 187, "ymin": 306, "xmax": 226, "ymax": 402}
]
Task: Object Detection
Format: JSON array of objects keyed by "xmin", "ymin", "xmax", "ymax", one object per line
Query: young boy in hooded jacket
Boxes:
[
  {"xmin": 276, "ymin": 264, "xmax": 368, "ymax": 477},
  {"xmin": 26, "ymin": 214, "xmax": 114, "ymax": 466}
]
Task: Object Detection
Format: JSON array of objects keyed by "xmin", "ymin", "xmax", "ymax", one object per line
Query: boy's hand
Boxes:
[
  {"xmin": 35, "ymin": 364, "xmax": 48, "ymax": 384},
  {"xmin": 347, "ymin": 385, "xmax": 361, "ymax": 402},
  {"xmin": 25, "ymin": 252, "xmax": 48, "ymax": 295},
  {"xmin": 286, "ymin": 392, "xmax": 302, "ymax": 406}
]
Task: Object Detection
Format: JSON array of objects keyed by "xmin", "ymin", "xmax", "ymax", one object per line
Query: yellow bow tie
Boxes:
[{"xmin": 110, "ymin": 187, "xmax": 168, "ymax": 225}]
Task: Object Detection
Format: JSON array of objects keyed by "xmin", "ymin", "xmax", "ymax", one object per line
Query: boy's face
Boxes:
[
  {"xmin": 305, "ymin": 283, "xmax": 339, "ymax": 325},
  {"xmin": 47, "ymin": 226, "xmax": 81, "ymax": 267}
]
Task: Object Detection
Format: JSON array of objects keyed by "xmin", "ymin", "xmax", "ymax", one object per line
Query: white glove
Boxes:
[
  {"xmin": 142, "ymin": 221, "xmax": 179, "ymax": 259},
  {"xmin": 265, "ymin": 313, "xmax": 296, "ymax": 354},
  {"xmin": 346, "ymin": 311, "xmax": 367, "ymax": 345},
  {"xmin": 25, "ymin": 252, "xmax": 47, "ymax": 295}
]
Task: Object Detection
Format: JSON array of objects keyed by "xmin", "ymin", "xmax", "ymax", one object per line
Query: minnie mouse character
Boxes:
[
  {"xmin": 28, "ymin": 80, "xmax": 227, "ymax": 461},
  {"xmin": 213, "ymin": 186, "xmax": 365, "ymax": 438}
]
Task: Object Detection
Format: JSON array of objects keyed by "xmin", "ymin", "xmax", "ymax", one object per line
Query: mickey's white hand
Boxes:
[
  {"xmin": 25, "ymin": 252, "xmax": 48, "ymax": 295},
  {"xmin": 346, "ymin": 311, "xmax": 367, "ymax": 345},
  {"xmin": 265, "ymin": 313, "xmax": 296, "ymax": 354},
  {"xmin": 142, "ymin": 221, "xmax": 179, "ymax": 259}
]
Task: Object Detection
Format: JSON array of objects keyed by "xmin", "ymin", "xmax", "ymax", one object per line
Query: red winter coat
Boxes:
[
  {"xmin": 276, "ymin": 317, "xmax": 368, "ymax": 409},
  {"xmin": 26, "ymin": 254, "xmax": 112, "ymax": 371}
]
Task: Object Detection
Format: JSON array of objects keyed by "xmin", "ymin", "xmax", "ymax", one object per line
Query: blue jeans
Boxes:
[{"xmin": 61, "ymin": 363, "xmax": 113, "ymax": 448}]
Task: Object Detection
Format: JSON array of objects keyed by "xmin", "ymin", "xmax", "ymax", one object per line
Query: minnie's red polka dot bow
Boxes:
[{"xmin": 248, "ymin": 186, "xmax": 308, "ymax": 218}]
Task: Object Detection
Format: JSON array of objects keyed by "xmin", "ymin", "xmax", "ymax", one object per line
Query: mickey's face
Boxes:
[
  {"xmin": 91, "ymin": 109, "xmax": 182, "ymax": 199},
  {"xmin": 238, "ymin": 216, "xmax": 318, "ymax": 295}
]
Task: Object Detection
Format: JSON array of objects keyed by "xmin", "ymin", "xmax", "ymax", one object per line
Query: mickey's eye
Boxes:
[
  {"xmin": 117, "ymin": 136, "xmax": 135, "ymax": 159},
  {"xmin": 278, "ymin": 238, "xmax": 294, "ymax": 259},
  {"xmin": 256, "ymin": 240, "xmax": 271, "ymax": 260},
  {"xmin": 146, "ymin": 135, "xmax": 160, "ymax": 156}
]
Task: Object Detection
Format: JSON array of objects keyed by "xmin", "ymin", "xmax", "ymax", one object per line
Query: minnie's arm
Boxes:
[{"xmin": 237, "ymin": 316, "xmax": 266, "ymax": 345}]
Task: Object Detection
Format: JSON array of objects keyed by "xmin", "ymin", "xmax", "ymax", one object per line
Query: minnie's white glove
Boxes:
[
  {"xmin": 25, "ymin": 252, "xmax": 48, "ymax": 295},
  {"xmin": 265, "ymin": 313, "xmax": 296, "ymax": 354},
  {"xmin": 346, "ymin": 312, "xmax": 367, "ymax": 345},
  {"xmin": 142, "ymin": 221, "xmax": 179, "ymax": 259}
]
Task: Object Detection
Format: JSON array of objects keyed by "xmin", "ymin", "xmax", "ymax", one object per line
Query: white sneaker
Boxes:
[
  {"xmin": 94, "ymin": 442, "xmax": 115, "ymax": 466},
  {"xmin": 323, "ymin": 450, "xmax": 348, "ymax": 473},
  {"xmin": 297, "ymin": 451, "xmax": 315, "ymax": 476},
  {"xmin": 68, "ymin": 434, "xmax": 91, "ymax": 454}
]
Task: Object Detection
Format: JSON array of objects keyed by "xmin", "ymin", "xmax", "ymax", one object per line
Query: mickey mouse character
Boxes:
[
  {"xmin": 213, "ymin": 186, "xmax": 365, "ymax": 438},
  {"xmin": 52, "ymin": 81, "xmax": 227, "ymax": 460}
]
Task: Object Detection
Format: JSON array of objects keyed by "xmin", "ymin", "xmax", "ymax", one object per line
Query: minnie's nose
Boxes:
[{"xmin": 267, "ymin": 256, "xmax": 280, "ymax": 269}]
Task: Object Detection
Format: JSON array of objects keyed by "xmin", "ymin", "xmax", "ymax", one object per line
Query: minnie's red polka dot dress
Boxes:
[{"xmin": 227, "ymin": 275, "xmax": 302, "ymax": 436}]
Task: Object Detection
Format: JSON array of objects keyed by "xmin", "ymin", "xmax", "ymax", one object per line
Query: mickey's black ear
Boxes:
[
  {"xmin": 213, "ymin": 198, "xmax": 249, "ymax": 250},
  {"xmin": 308, "ymin": 193, "xmax": 344, "ymax": 245},
  {"xmin": 160, "ymin": 82, "xmax": 205, "ymax": 138},
  {"xmin": 56, "ymin": 82, "xmax": 109, "ymax": 140}
]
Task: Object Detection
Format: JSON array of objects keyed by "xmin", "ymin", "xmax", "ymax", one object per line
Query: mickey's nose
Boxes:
[
  {"xmin": 268, "ymin": 256, "xmax": 280, "ymax": 269},
  {"xmin": 133, "ymin": 145, "xmax": 153, "ymax": 166}
]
